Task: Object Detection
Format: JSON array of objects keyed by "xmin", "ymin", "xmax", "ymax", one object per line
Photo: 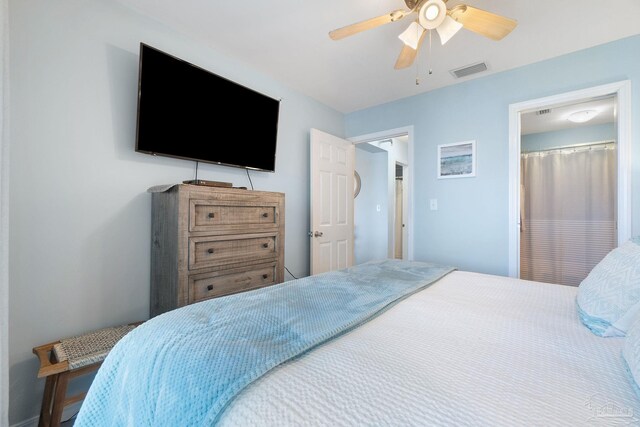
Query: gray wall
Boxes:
[
  {"xmin": 345, "ymin": 35, "xmax": 640, "ymax": 276},
  {"xmin": 8, "ymin": 0, "xmax": 344, "ymax": 423},
  {"xmin": 354, "ymin": 148, "xmax": 388, "ymax": 264},
  {"xmin": 366, "ymin": 138, "xmax": 408, "ymax": 258}
]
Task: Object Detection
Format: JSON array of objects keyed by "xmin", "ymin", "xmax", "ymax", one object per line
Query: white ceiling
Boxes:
[{"xmin": 116, "ymin": 0, "xmax": 640, "ymax": 113}]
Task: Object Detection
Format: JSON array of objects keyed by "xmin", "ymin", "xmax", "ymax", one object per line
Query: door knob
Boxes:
[{"xmin": 314, "ymin": 231, "xmax": 323, "ymax": 237}]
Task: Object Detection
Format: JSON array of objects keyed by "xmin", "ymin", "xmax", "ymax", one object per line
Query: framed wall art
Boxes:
[{"xmin": 437, "ymin": 140, "xmax": 476, "ymax": 179}]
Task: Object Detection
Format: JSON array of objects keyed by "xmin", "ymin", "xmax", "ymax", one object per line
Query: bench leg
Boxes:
[
  {"xmin": 38, "ymin": 374, "xmax": 57, "ymax": 427},
  {"xmin": 50, "ymin": 371, "xmax": 70, "ymax": 427}
]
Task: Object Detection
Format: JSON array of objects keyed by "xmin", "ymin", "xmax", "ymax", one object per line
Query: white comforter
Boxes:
[{"xmin": 218, "ymin": 271, "xmax": 638, "ymax": 426}]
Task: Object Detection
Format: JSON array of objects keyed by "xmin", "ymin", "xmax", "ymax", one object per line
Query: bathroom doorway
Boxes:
[
  {"xmin": 508, "ymin": 81, "xmax": 632, "ymax": 281},
  {"xmin": 519, "ymin": 96, "xmax": 617, "ymax": 286}
]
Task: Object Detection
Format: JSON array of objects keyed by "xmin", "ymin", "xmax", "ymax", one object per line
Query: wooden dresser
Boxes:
[{"xmin": 150, "ymin": 184, "xmax": 285, "ymax": 317}]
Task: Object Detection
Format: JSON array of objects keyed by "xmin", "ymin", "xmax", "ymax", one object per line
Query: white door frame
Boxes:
[
  {"xmin": 400, "ymin": 162, "xmax": 409, "ymax": 259},
  {"xmin": 349, "ymin": 126, "xmax": 415, "ymax": 261},
  {"xmin": 508, "ymin": 81, "xmax": 632, "ymax": 277},
  {"xmin": 0, "ymin": 1, "xmax": 9, "ymax": 423}
]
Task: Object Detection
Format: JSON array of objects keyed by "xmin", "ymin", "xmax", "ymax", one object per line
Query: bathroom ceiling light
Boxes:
[{"xmin": 567, "ymin": 110, "xmax": 598, "ymax": 123}]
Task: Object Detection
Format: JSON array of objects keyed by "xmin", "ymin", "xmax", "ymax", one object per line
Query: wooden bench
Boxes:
[{"xmin": 33, "ymin": 322, "xmax": 143, "ymax": 427}]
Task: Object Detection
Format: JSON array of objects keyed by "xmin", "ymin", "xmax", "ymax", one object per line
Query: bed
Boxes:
[{"xmin": 74, "ymin": 258, "xmax": 640, "ymax": 426}]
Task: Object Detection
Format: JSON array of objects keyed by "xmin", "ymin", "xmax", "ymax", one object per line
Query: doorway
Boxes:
[
  {"xmin": 350, "ymin": 126, "xmax": 413, "ymax": 264},
  {"xmin": 508, "ymin": 81, "xmax": 632, "ymax": 278},
  {"xmin": 519, "ymin": 96, "xmax": 617, "ymax": 286}
]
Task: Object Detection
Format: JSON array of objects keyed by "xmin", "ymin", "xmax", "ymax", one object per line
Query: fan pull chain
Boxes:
[
  {"xmin": 416, "ymin": 29, "xmax": 434, "ymax": 85},
  {"xmin": 428, "ymin": 30, "xmax": 433, "ymax": 75},
  {"xmin": 415, "ymin": 24, "xmax": 421, "ymax": 86}
]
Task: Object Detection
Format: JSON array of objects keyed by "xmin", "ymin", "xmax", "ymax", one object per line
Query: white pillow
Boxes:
[
  {"xmin": 576, "ymin": 237, "xmax": 640, "ymax": 337},
  {"xmin": 623, "ymin": 313, "xmax": 640, "ymax": 398}
]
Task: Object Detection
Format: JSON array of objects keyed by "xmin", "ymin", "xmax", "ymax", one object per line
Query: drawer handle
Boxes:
[
  {"xmin": 262, "ymin": 213, "xmax": 268, "ymax": 218},
  {"xmin": 208, "ymin": 213, "xmax": 215, "ymax": 219},
  {"xmin": 262, "ymin": 274, "xmax": 268, "ymax": 279},
  {"xmin": 208, "ymin": 248, "xmax": 215, "ymax": 254},
  {"xmin": 207, "ymin": 284, "xmax": 214, "ymax": 291},
  {"xmin": 262, "ymin": 243, "xmax": 269, "ymax": 248}
]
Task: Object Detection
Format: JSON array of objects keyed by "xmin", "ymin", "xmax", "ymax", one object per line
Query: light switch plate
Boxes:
[{"xmin": 430, "ymin": 199, "xmax": 438, "ymax": 211}]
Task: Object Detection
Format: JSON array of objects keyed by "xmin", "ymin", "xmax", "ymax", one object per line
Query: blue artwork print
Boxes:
[{"xmin": 440, "ymin": 142, "xmax": 474, "ymax": 177}]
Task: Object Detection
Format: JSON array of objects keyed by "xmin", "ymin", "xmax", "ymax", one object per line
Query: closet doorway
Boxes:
[
  {"xmin": 519, "ymin": 96, "xmax": 617, "ymax": 286},
  {"xmin": 508, "ymin": 81, "xmax": 632, "ymax": 281}
]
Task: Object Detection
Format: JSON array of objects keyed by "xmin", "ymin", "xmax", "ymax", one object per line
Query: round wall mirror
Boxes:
[{"xmin": 354, "ymin": 170, "xmax": 361, "ymax": 198}]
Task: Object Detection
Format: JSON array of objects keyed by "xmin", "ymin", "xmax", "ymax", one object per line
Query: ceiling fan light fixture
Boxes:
[
  {"xmin": 398, "ymin": 21, "xmax": 425, "ymax": 50},
  {"xmin": 567, "ymin": 110, "xmax": 598, "ymax": 123},
  {"xmin": 425, "ymin": 4, "xmax": 440, "ymax": 20},
  {"xmin": 418, "ymin": 0, "xmax": 447, "ymax": 29},
  {"xmin": 436, "ymin": 15, "xmax": 463, "ymax": 45}
]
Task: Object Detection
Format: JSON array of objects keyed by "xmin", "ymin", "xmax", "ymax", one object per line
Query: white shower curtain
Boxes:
[
  {"xmin": 1, "ymin": 0, "xmax": 8, "ymax": 424},
  {"xmin": 520, "ymin": 143, "xmax": 616, "ymax": 286}
]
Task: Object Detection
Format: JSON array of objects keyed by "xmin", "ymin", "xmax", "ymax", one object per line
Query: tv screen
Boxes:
[{"xmin": 135, "ymin": 43, "xmax": 280, "ymax": 172}]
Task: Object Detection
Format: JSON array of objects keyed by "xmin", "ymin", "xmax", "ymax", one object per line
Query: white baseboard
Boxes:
[
  {"xmin": 9, "ymin": 415, "xmax": 37, "ymax": 427},
  {"xmin": 11, "ymin": 402, "xmax": 82, "ymax": 427}
]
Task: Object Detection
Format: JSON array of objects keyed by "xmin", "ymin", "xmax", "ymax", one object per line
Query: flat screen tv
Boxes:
[{"xmin": 135, "ymin": 43, "xmax": 280, "ymax": 172}]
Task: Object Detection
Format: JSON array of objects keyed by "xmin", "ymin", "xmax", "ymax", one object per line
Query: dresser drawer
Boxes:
[
  {"xmin": 189, "ymin": 233, "xmax": 278, "ymax": 270},
  {"xmin": 189, "ymin": 199, "xmax": 279, "ymax": 233},
  {"xmin": 189, "ymin": 263, "xmax": 277, "ymax": 302}
]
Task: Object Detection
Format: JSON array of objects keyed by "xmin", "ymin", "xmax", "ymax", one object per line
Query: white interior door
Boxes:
[{"xmin": 310, "ymin": 128, "xmax": 354, "ymax": 275}]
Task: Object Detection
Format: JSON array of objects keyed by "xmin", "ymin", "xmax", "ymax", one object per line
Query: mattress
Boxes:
[{"xmin": 218, "ymin": 271, "xmax": 638, "ymax": 426}]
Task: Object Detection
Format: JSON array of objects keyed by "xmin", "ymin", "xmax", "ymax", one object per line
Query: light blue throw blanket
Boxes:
[{"xmin": 75, "ymin": 259, "xmax": 454, "ymax": 426}]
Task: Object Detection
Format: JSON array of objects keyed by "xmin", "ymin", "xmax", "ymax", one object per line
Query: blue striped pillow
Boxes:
[{"xmin": 576, "ymin": 237, "xmax": 640, "ymax": 337}]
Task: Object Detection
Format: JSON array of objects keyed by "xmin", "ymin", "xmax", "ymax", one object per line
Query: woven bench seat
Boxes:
[{"xmin": 33, "ymin": 322, "xmax": 142, "ymax": 427}]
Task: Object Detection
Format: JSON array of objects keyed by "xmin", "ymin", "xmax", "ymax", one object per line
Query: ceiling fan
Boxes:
[{"xmin": 329, "ymin": 0, "xmax": 517, "ymax": 70}]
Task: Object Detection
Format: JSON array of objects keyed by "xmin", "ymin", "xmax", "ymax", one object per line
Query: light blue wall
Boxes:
[
  {"xmin": 8, "ymin": 1, "xmax": 640, "ymax": 422},
  {"xmin": 8, "ymin": 0, "xmax": 344, "ymax": 423},
  {"xmin": 354, "ymin": 148, "xmax": 388, "ymax": 264},
  {"xmin": 346, "ymin": 35, "xmax": 640, "ymax": 276},
  {"xmin": 522, "ymin": 123, "xmax": 616, "ymax": 152}
]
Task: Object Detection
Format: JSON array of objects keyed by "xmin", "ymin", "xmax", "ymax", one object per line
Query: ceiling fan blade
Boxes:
[
  {"xmin": 448, "ymin": 5, "xmax": 517, "ymax": 41},
  {"xmin": 329, "ymin": 9, "xmax": 410, "ymax": 40},
  {"xmin": 394, "ymin": 30, "xmax": 426, "ymax": 69}
]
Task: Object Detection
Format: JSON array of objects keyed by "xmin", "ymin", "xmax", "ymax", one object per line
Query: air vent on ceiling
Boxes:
[
  {"xmin": 536, "ymin": 108, "xmax": 551, "ymax": 115},
  {"xmin": 450, "ymin": 62, "xmax": 488, "ymax": 79}
]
